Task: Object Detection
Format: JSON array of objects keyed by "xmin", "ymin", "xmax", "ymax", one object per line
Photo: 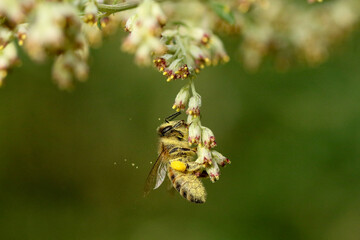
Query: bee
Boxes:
[{"xmin": 144, "ymin": 113, "xmax": 207, "ymax": 203}]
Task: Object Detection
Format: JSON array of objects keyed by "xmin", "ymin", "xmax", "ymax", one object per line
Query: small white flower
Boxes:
[
  {"xmin": 124, "ymin": 14, "xmax": 138, "ymax": 32},
  {"xmin": 195, "ymin": 146, "xmax": 212, "ymax": 165},
  {"xmin": 0, "ymin": 28, "xmax": 12, "ymax": 49},
  {"xmin": 186, "ymin": 94, "xmax": 201, "ymax": 117},
  {"xmin": 148, "ymin": 0, "xmax": 166, "ymax": 25},
  {"xmin": 202, "ymin": 127, "xmax": 216, "ymax": 148},
  {"xmin": 189, "ymin": 45, "xmax": 210, "ymax": 70},
  {"xmin": 188, "ymin": 27, "xmax": 210, "ymax": 46},
  {"xmin": 208, "ymin": 34, "xmax": 230, "ymax": 65},
  {"xmin": 52, "ymin": 38, "xmax": 89, "ymax": 89},
  {"xmin": 0, "ymin": 39, "xmax": 19, "ymax": 86},
  {"xmin": 0, "ymin": 42, "xmax": 18, "ymax": 68},
  {"xmin": 83, "ymin": 1, "xmax": 98, "ymax": 25},
  {"xmin": 122, "ymin": 0, "xmax": 166, "ymax": 65},
  {"xmin": 188, "ymin": 120, "xmax": 201, "ymax": 145},
  {"xmin": 16, "ymin": 24, "xmax": 28, "ymax": 46},
  {"xmin": 172, "ymin": 85, "xmax": 190, "ymax": 112},
  {"xmin": 82, "ymin": 23, "xmax": 102, "ymax": 47},
  {"xmin": 206, "ymin": 161, "xmax": 220, "ymax": 183},
  {"xmin": 212, "ymin": 150, "xmax": 230, "ymax": 167}
]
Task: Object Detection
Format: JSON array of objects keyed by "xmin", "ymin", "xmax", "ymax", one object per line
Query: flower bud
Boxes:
[
  {"xmin": 186, "ymin": 94, "xmax": 201, "ymax": 117},
  {"xmin": 208, "ymin": 34, "xmax": 229, "ymax": 65},
  {"xmin": 16, "ymin": 24, "xmax": 28, "ymax": 46},
  {"xmin": 212, "ymin": 150, "xmax": 230, "ymax": 167},
  {"xmin": 190, "ymin": 28, "xmax": 211, "ymax": 46},
  {"xmin": 82, "ymin": 24, "xmax": 102, "ymax": 47},
  {"xmin": 195, "ymin": 146, "xmax": 212, "ymax": 165},
  {"xmin": 188, "ymin": 120, "xmax": 201, "ymax": 145},
  {"xmin": 0, "ymin": 42, "xmax": 19, "ymax": 86},
  {"xmin": 124, "ymin": 14, "xmax": 137, "ymax": 32},
  {"xmin": 122, "ymin": 0, "xmax": 166, "ymax": 66},
  {"xmin": 172, "ymin": 85, "xmax": 190, "ymax": 112},
  {"xmin": 0, "ymin": 42, "xmax": 18, "ymax": 67},
  {"xmin": 0, "ymin": 28, "xmax": 12, "ymax": 49},
  {"xmin": 202, "ymin": 127, "xmax": 216, "ymax": 148},
  {"xmin": 52, "ymin": 45, "xmax": 88, "ymax": 89},
  {"xmin": 206, "ymin": 161, "xmax": 220, "ymax": 183},
  {"xmin": 149, "ymin": 0, "xmax": 167, "ymax": 25},
  {"xmin": 83, "ymin": 1, "xmax": 98, "ymax": 25}
]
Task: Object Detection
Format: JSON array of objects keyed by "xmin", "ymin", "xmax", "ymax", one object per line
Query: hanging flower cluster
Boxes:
[
  {"xmin": 153, "ymin": 26, "xmax": 229, "ymax": 82},
  {"xmin": 172, "ymin": 81, "xmax": 231, "ymax": 183},
  {"xmin": 24, "ymin": 2, "xmax": 89, "ymax": 88},
  {"xmin": 0, "ymin": 0, "xmax": 359, "ymax": 86},
  {"xmin": 226, "ymin": 0, "xmax": 360, "ymax": 70},
  {"xmin": 0, "ymin": 0, "xmax": 126, "ymax": 88}
]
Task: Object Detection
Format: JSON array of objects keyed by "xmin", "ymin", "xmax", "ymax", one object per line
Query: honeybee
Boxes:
[{"xmin": 144, "ymin": 113, "xmax": 207, "ymax": 203}]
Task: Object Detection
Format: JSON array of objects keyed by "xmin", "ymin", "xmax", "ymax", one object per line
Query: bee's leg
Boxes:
[
  {"xmin": 165, "ymin": 112, "xmax": 181, "ymax": 123},
  {"xmin": 186, "ymin": 162, "xmax": 203, "ymax": 172}
]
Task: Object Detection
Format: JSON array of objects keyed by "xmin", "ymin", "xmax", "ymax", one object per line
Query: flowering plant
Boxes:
[{"xmin": 1, "ymin": 0, "xmax": 359, "ymax": 183}]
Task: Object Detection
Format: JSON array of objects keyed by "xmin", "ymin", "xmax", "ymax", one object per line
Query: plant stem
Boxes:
[
  {"xmin": 97, "ymin": 0, "xmax": 167, "ymax": 14},
  {"xmin": 97, "ymin": 1, "xmax": 138, "ymax": 13},
  {"xmin": 190, "ymin": 80, "xmax": 198, "ymax": 96}
]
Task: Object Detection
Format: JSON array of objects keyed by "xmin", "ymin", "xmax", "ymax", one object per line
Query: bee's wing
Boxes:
[
  {"xmin": 144, "ymin": 151, "xmax": 168, "ymax": 197},
  {"xmin": 154, "ymin": 160, "xmax": 167, "ymax": 189}
]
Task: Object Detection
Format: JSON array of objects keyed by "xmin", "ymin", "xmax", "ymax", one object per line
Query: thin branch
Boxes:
[
  {"xmin": 97, "ymin": 0, "xmax": 167, "ymax": 14},
  {"xmin": 97, "ymin": 1, "xmax": 139, "ymax": 13}
]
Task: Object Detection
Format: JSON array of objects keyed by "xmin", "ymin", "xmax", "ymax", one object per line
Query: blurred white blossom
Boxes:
[
  {"xmin": 25, "ymin": 2, "xmax": 83, "ymax": 61},
  {"xmin": 122, "ymin": 0, "xmax": 167, "ymax": 65},
  {"xmin": 0, "ymin": 42, "xmax": 18, "ymax": 86}
]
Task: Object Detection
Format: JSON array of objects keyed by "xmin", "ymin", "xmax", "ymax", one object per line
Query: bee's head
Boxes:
[{"xmin": 157, "ymin": 120, "xmax": 186, "ymax": 138}]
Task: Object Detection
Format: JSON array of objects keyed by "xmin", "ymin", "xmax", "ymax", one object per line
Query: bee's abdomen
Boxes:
[{"xmin": 168, "ymin": 168, "xmax": 206, "ymax": 204}]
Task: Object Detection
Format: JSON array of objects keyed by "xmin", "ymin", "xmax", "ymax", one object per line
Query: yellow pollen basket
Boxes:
[{"xmin": 170, "ymin": 161, "xmax": 187, "ymax": 172}]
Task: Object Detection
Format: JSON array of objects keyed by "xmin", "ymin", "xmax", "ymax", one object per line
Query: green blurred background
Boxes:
[{"xmin": 1, "ymin": 30, "xmax": 360, "ymax": 240}]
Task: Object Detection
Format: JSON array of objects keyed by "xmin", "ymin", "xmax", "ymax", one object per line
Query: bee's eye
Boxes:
[{"xmin": 161, "ymin": 126, "xmax": 173, "ymax": 135}]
